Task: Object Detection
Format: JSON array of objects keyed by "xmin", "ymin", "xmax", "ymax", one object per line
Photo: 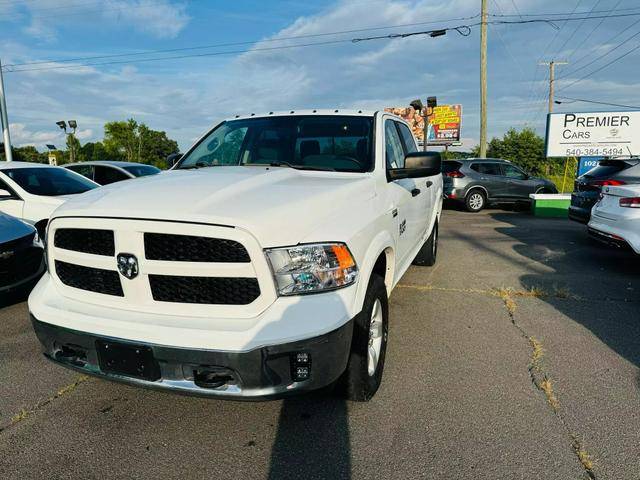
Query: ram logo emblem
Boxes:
[{"xmin": 117, "ymin": 253, "xmax": 139, "ymax": 280}]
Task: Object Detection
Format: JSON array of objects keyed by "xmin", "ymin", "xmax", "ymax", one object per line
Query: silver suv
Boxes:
[{"xmin": 443, "ymin": 158, "xmax": 557, "ymax": 212}]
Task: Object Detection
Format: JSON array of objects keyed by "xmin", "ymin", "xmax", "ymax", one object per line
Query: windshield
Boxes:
[
  {"xmin": 177, "ymin": 115, "xmax": 374, "ymax": 173},
  {"xmin": 122, "ymin": 165, "xmax": 161, "ymax": 177},
  {"xmin": 3, "ymin": 167, "xmax": 97, "ymax": 196}
]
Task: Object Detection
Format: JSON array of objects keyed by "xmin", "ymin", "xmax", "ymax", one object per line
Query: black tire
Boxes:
[
  {"xmin": 413, "ymin": 220, "xmax": 438, "ymax": 266},
  {"xmin": 338, "ymin": 274, "xmax": 389, "ymax": 402},
  {"xmin": 465, "ymin": 189, "xmax": 486, "ymax": 212}
]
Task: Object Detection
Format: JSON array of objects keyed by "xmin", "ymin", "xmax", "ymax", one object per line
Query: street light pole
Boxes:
[{"xmin": 0, "ymin": 59, "xmax": 13, "ymax": 162}]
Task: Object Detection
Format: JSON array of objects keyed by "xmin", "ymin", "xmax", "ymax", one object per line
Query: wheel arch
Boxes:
[
  {"xmin": 354, "ymin": 232, "xmax": 395, "ymax": 314},
  {"xmin": 465, "ymin": 185, "xmax": 489, "ymax": 199}
]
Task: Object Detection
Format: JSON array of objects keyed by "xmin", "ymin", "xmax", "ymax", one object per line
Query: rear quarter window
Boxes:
[
  {"xmin": 583, "ymin": 161, "xmax": 637, "ymax": 179},
  {"xmin": 443, "ymin": 161, "xmax": 462, "ymax": 173}
]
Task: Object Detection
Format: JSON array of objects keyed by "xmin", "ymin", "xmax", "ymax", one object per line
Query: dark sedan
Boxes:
[
  {"xmin": 0, "ymin": 213, "xmax": 44, "ymax": 295},
  {"xmin": 569, "ymin": 159, "xmax": 640, "ymax": 224}
]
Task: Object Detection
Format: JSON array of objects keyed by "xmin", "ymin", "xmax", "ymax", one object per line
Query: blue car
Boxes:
[{"xmin": 0, "ymin": 212, "xmax": 44, "ymax": 294}]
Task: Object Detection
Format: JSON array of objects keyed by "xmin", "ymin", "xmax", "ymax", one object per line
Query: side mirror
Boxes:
[
  {"xmin": 166, "ymin": 152, "xmax": 182, "ymax": 168},
  {"xmin": 0, "ymin": 188, "xmax": 13, "ymax": 199},
  {"xmin": 389, "ymin": 151, "xmax": 442, "ymax": 180}
]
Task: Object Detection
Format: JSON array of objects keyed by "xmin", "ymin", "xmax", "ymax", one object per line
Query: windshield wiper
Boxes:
[{"xmin": 268, "ymin": 161, "xmax": 336, "ymax": 172}]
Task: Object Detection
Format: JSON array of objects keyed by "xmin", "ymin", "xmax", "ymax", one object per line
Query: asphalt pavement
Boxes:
[{"xmin": 1, "ymin": 208, "xmax": 639, "ymax": 480}]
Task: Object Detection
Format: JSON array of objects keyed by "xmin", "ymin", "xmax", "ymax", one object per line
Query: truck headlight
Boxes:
[{"xmin": 265, "ymin": 243, "xmax": 358, "ymax": 295}]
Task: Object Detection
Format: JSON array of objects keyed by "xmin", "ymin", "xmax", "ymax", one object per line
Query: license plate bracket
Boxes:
[{"xmin": 96, "ymin": 340, "xmax": 160, "ymax": 381}]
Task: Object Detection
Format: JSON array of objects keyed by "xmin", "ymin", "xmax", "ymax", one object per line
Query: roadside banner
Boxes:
[
  {"xmin": 384, "ymin": 107, "xmax": 425, "ymax": 140},
  {"xmin": 546, "ymin": 111, "xmax": 640, "ymax": 158}
]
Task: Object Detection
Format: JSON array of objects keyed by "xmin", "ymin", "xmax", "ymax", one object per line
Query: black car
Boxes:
[
  {"xmin": 569, "ymin": 159, "xmax": 640, "ymax": 224},
  {"xmin": 0, "ymin": 213, "xmax": 44, "ymax": 294}
]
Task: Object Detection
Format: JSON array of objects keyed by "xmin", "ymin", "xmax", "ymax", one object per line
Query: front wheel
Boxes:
[
  {"xmin": 413, "ymin": 220, "xmax": 438, "ymax": 266},
  {"xmin": 338, "ymin": 274, "xmax": 389, "ymax": 402}
]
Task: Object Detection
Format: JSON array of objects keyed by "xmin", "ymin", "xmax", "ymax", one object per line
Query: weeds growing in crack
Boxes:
[{"xmin": 0, "ymin": 375, "xmax": 89, "ymax": 433}]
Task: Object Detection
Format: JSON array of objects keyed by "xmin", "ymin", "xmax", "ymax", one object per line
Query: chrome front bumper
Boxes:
[{"xmin": 31, "ymin": 315, "xmax": 354, "ymax": 400}]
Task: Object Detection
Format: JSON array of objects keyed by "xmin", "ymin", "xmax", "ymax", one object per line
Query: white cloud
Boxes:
[{"xmin": 15, "ymin": 0, "xmax": 190, "ymax": 40}]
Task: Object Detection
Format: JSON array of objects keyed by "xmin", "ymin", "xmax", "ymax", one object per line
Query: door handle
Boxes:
[
  {"xmin": 426, "ymin": 181, "xmax": 433, "ymax": 188},
  {"xmin": 411, "ymin": 188, "xmax": 421, "ymax": 197}
]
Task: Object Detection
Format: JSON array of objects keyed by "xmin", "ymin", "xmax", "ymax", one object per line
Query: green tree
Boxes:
[
  {"xmin": 139, "ymin": 125, "xmax": 179, "ymax": 168},
  {"xmin": 0, "ymin": 145, "xmax": 48, "ymax": 163},
  {"xmin": 80, "ymin": 141, "xmax": 109, "ymax": 161},
  {"xmin": 103, "ymin": 119, "xmax": 178, "ymax": 167},
  {"xmin": 60, "ymin": 134, "xmax": 83, "ymax": 165},
  {"xmin": 472, "ymin": 128, "xmax": 564, "ymax": 176}
]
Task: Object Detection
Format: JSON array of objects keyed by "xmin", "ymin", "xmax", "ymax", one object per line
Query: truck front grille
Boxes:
[
  {"xmin": 54, "ymin": 228, "xmax": 115, "ymax": 256},
  {"xmin": 149, "ymin": 275, "xmax": 260, "ymax": 305},
  {"xmin": 48, "ymin": 218, "xmax": 274, "ymax": 316},
  {"xmin": 144, "ymin": 233, "xmax": 250, "ymax": 263},
  {"xmin": 0, "ymin": 244, "xmax": 42, "ymax": 287},
  {"xmin": 55, "ymin": 260, "xmax": 123, "ymax": 297}
]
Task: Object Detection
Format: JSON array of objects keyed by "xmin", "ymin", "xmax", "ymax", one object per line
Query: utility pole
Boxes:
[
  {"xmin": 479, "ymin": 0, "xmax": 488, "ymax": 158},
  {"xmin": 539, "ymin": 60, "xmax": 568, "ymax": 113},
  {"xmin": 0, "ymin": 59, "xmax": 13, "ymax": 162}
]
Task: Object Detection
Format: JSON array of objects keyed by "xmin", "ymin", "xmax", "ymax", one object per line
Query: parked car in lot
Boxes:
[
  {"xmin": 588, "ymin": 184, "xmax": 640, "ymax": 253},
  {"xmin": 29, "ymin": 110, "xmax": 443, "ymax": 402},
  {"xmin": 0, "ymin": 162, "xmax": 99, "ymax": 238},
  {"xmin": 64, "ymin": 161, "xmax": 161, "ymax": 185},
  {"xmin": 569, "ymin": 158, "xmax": 640, "ymax": 224},
  {"xmin": 0, "ymin": 212, "xmax": 44, "ymax": 294},
  {"xmin": 443, "ymin": 158, "xmax": 557, "ymax": 212}
]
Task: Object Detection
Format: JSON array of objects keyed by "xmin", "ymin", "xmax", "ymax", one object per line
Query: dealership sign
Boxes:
[{"xmin": 546, "ymin": 111, "xmax": 640, "ymax": 158}]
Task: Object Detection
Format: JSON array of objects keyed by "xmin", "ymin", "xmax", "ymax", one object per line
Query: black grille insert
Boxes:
[
  {"xmin": 54, "ymin": 228, "xmax": 115, "ymax": 256},
  {"xmin": 0, "ymin": 246, "xmax": 43, "ymax": 287},
  {"xmin": 55, "ymin": 261, "xmax": 123, "ymax": 296},
  {"xmin": 144, "ymin": 233, "xmax": 250, "ymax": 263},
  {"xmin": 149, "ymin": 275, "xmax": 259, "ymax": 304}
]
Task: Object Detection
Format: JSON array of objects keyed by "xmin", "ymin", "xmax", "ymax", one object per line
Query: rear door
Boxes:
[
  {"xmin": 395, "ymin": 120, "xmax": 433, "ymax": 236},
  {"xmin": 470, "ymin": 162, "xmax": 508, "ymax": 199}
]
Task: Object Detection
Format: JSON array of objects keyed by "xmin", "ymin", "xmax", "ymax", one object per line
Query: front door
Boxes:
[{"xmin": 502, "ymin": 164, "xmax": 534, "ymax": 200}]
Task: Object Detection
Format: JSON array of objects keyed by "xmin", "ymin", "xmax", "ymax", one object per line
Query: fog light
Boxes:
[{"xmin": 291, "ymin": 351, "xmax": 311, "ymax": 382}]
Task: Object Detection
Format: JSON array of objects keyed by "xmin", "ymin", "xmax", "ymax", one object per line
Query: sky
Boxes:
[{"xmin": 1, "ymin": 0, "xmax": 639, "ymax": 152}]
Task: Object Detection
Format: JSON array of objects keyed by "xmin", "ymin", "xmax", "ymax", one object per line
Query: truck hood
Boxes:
[{"xmin": 53, "ymin": 166, "xmax": 376, "ymax": 247}]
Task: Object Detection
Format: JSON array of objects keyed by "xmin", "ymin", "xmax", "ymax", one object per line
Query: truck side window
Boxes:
[
  {"xmin": 395, "ymin": 122, "xmax": 418, "ymax": 154},
  {"xmin": 385, "ymin": 120, "xmax": 405, "ymax": 170}
]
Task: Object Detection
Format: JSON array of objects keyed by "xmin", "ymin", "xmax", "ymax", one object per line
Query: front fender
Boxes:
[{"xmin": 353, "ymin": 230, "xmax": 395, "ymax": 314}]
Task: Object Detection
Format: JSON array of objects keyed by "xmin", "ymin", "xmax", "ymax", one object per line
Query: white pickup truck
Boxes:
[{"xmin": 29, "ymin": 110, "xmax": 443, "ymax": 402}]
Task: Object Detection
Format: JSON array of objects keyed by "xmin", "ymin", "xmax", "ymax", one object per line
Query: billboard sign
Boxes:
[
  {"xmin": 546, "ymin": 111, "xmax": 640, "ymax": 158},
  {"xmin": 384, "ymin": 104, "xmax": 462, "ymax": 144},
  {"xmin": 426, "ymin": 104, "xmax": 462, "ymax": 144}
]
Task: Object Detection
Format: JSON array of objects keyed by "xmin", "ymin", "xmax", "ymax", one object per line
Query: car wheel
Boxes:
[
  {"xmin": 338, "ymin": 274, "xmax": 388, "ymax": 402},
  {"xmin": 465, "ymin": 190, "xmax": 486, "ymax": 212},
  {"xmin": 413, "ymin": 220, "xmax": 438, "ymax": 266}
]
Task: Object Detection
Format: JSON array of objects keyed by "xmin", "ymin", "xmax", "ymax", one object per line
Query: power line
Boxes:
[
  {"xmin": 488, "ymin": 6, "xmax": 640, "ymax": 17},
  {"xmin": 558, "ymin": 42, "xmax": 640, "ymax": 91},
  {"xmin": 556, "ymin": 95, "xmax": 640, "ymax": 109},
  {"xmin": 6, "ymin": 14, "xmax": 640, "ymax": 74},
  {"xmin": 564, "ymin": 0, "xmax": 625, "ymax": 62},
  {"xmin": 567, "ymin": 15, "xmax": 640, "ymax": 69},
  {"xmin": 557, "ymin": 24, "xmax": 640, "ymax": 80},
  {"xmin": 3, "ymin": 14, "xmax": 481, "ymax": 69}
]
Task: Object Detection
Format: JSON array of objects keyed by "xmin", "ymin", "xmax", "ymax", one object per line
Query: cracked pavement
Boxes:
[{"xmin": 1, "ymin": 208, "xmax": 639, "ymax": 479}]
